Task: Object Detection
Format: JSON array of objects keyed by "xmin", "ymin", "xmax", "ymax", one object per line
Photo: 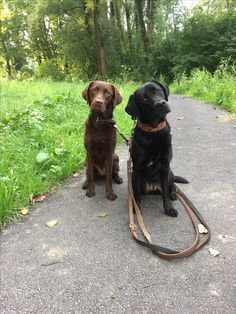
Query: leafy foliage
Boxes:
[{"xmin": 1, "ymin": 0, "xmax": 235, "ymax": 81}]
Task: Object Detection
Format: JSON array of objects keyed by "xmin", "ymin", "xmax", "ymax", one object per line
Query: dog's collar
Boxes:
[
  {"xmin": 137, "ymin": 120, "xmax": 167, "ymax": 132},
  {"xmin": 94, "ymin": 116, "xmax": 116, "ymax": 125}
]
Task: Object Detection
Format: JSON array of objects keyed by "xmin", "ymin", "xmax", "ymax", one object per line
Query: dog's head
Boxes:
[
  {"xmin": 125, "ymin": 81, "xmax": 170, "ymax": 126},
  {"xmin": 82, "ymin": 81, "xmax": 122, "ymax": 114}
]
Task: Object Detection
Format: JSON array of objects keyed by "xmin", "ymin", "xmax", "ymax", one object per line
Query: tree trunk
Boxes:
[
  {"xmin": 134, "ymin": 0, "xmax": 148, "ymax": 51},
  {"xmin": 5, "ymin": 52, "xmax": 12, "ymax": 78},
  {"xmin": 114, "ymin": 0, "xmax": 125, "ymax": 43},
  {"xmin": 93, "ymin": 0, "xmax": 106, "ymax": 77},
  {"xmin": 36, "ymin": 53, "xmax": 42, "ymax": 65},
  {"xmin": 147, "ymin": 0, "xmax": 155, "ymax": 51},
  {"xmin": 0, "ymin": 20, "xmax": 12, "ymax": 78},
  {"xmin": 124, "ymin": 0, "xmax": 132, "ymax": 43}
]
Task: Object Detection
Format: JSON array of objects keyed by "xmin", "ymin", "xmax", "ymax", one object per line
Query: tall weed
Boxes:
[{"xmin": 171, "ymin": 62, "xmax": 236, "ymax": 114}]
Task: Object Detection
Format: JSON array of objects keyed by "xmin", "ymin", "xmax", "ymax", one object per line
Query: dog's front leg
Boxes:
[
  {"xmin": 85, "ymin": 153, "xmax": 96, "ymax": 197},
  {"xmin": 160, "ymin": 168, "xmax": 178, "ymax": 217},
  {"xmin": 105, "ymin": 154, "xmax": 117, "ymax": 201}
]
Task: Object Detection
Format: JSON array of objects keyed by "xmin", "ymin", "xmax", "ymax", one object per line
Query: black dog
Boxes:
[{"xmin": 125, "ymin": 80, "xmax": 187, "ymax": 217}]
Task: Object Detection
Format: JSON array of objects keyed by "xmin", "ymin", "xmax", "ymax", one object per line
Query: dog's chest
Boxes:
[{"xmin": 86, "ymin": 124, "xmax": 116, "ymax": 150}]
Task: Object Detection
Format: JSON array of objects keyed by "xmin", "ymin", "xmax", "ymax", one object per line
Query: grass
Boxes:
[
  {"xmin": 0, "ymin": 80, "xmax": 139, "ymax": 228},
  {"xmin": 171, "ymin": 63, "xmax": 236, "ymax": 115}
]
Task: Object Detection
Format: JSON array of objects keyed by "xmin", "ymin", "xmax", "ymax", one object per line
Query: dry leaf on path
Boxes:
[
  {"xmin": 73, "ymin": 172, "xmax": 80, "ymax": 178},
  {"xmin": 20, "ymin": 208, "xmax": 29, "ymax": 215},
  {"xmin": 98, "ymin": 211, "xmax": 109, "ymax": 218},
  {"xmin": 177, "ymin": 117, "xmax": 185, "ymax": 120},
  {"xmin": 198, "ymin": 224, "xmax": 208, "ymax": 234},
  {"xmin": 34, "ymin": 194, "xmax": 46, "ymax": 202},
  {"xmin": 209, "ymin": 248, "xmax": 220, "ymax": 257},
  {"xmin": 217, "ymin": 234, "xmax": 236, "ymax": 243},
  {"xmin": 217, "ymin": 114, "xmax": 234, "ymax": 123},
  {"xmin": 46, "ymin": 220, "xmax": 58, "ymax": 227}
]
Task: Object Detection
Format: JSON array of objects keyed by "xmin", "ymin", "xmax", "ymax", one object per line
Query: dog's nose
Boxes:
[
  {"xmin": 159, "ymin": 100, "xmax": 166, "ymax": 106},
  {"xmin": 95, "ymin": 99, "xmax": 103, "ymax": 106}
]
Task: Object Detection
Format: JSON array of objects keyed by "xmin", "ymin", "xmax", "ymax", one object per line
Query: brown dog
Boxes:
[{"xmin": 82, "ymin": 81, "xmax": 123, "ymax": 200}]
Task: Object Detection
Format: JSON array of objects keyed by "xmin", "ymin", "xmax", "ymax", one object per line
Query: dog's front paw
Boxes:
[
  {"xmin": 165, "ymin": 206, "xmax": 178, "ymax": 217},
  {"xmin": 170, "ymin": 192, "xmax": 177, "ymax": 201},
  {"xmin": 113, "ymin": 176, "xmax": 123, "ymax": 184},
  {"xmin": 106, "ymin": 191, "xmax": 117, "ymax": 201},
  {"xmin": 86, "ymin": 188, "xmax": 95, "ymax": 197}
]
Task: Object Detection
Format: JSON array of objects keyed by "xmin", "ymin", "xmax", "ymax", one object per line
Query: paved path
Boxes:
[{"xmin": 1, "ymin": 95, "xmax": 236, "ymax": 314}]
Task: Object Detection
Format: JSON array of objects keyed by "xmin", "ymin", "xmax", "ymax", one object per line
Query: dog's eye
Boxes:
[{"xmin": 90, "ymin": 87, "xmax": 98, "ymax": 95}]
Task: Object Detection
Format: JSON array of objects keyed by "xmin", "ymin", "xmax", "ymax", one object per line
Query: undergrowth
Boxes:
[
  {"xmin": 0, "ymin": 80, "xmax": 137, "ymax": 228},
  {"xmin": 171, "ymin": 62, "xmax": 236, "ymax": 114}
]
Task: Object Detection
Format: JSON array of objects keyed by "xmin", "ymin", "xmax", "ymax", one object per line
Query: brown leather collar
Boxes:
[{"xmin": 137, "ymin": 120, "xmax": 167, "ymax": 132}]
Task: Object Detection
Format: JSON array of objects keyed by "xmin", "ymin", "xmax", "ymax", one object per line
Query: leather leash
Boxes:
[
  {"xmin": 113, "ymin": 122, "xmax": 210, "ymax": 259},
  {"xmin": 127, "ymin": 139, "xmax": 211, "ymax": 259}
]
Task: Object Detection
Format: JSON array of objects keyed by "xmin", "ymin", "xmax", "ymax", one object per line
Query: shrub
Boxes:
[
  {"xmin": 171, "ymin": 62, "xmax": 236, "ymax": 114},
  {"xmin": 35, "ymin": 61, "xmax": 64, "ymax": 81}
]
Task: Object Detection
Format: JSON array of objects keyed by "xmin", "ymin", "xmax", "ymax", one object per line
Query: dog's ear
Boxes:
[
  {"xmin": 150, "ymin": 80, "xmax": 169, "ymax": 101},
  {"xmin": 82, "ymin": 81, "xmax": 94, "ymax": 103},
  {"xmin": 162, "ymin": 83, "xmax": 170, "ymax": 99},
  {"xmin": 125, "ymin": 95, "xmax": 141, "ymax": 119},
  {"xmin": 111, "ymin": 84, "xmax": 122, "ymax": 106}
]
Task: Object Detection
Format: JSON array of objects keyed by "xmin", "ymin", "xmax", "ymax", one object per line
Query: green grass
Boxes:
[
  {"xmin": 171, "ymin": 63, "xmax": 236, "ymax": 115},
  {"xmin": 0, "ymin": 80, "xmax": 139, "ymax": 228},
  {"xmin": 0, "ymin": 80, "xmax": 83, "ymax": 114}
]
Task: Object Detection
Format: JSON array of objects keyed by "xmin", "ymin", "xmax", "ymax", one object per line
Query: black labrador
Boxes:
[{"xmin": 125, "ymin": 80, "xmax": 187, "ymax": 217}]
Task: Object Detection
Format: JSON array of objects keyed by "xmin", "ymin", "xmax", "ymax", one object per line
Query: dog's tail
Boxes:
[{"xmin": 174, "ymin": 176, "xmax": 189, "ymax": 184}]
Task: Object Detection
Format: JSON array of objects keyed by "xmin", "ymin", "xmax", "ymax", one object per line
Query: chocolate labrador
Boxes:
[
  {"xmin": 125, "ymin": 80, "xmax": 188, "ymax": 217},
  {"xmin": 82, "ymin": 81, "xmax": 123, "ymax": 201}
]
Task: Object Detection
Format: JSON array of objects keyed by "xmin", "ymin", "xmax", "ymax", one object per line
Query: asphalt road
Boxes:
[{"xmin": 0, "ymin": 95, "xmax": 236, "ymax": 314}]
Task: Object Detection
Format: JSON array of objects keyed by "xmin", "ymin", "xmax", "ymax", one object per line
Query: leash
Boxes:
[
  {"xmin": 127, "ymin": 142, "xmax": 211, "ymax": 259},
  {"xmin": 112, "ymin": 122, "xmax": 210, "ymax": 259},
  {"xmin": 114, "ymin": 124, "xmax": 129, "ymax": 145}
]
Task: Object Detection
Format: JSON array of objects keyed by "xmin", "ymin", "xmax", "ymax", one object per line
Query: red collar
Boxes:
[{"xmin": 137, "ymin": 120, "xmax": 167, "ymax": 132}]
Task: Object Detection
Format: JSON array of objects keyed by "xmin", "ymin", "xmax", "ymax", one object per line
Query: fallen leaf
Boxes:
[
  {"xmin": 34, "ymin": 194, "xmax": 46, "ymax": 202},
  {"xmin": 36, "ymin": 152, "xmax": 50, "ymax": 163},
  {"xmin": 217, "ymin": 234, "xmax": 236, "ymax": 243},
  {"xmin": 177, "ymin": 117, "xmax": 184, "ymax": 120},
  {"xmin": 218, "ymin": 114, "xmax": 234, "ymax": 123},
  {"xmin": 98, "ymin": 211, "xmax": 109, "ymax": 218},
  {"xmin": 46, "ymin": 220, "xmax": 58, "ymax": 227},
  {"xmin": 73, "ymin": 172, "xmax": 80, "ymax": 178},
  {"xmin": 209, "ymin": 248, "xmax": 220, "ymax": 257},
  {"xmin": 20, "ymin": 208, "xmax": 29, "ymax": 215},
  {"xmin": 198, "ymin": 224, "xmax": 208, "ymax": 234}
]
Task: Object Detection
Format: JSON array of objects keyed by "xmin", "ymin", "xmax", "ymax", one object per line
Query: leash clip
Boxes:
[{"xmin": 129, "ymin": 223, "xmax": 137, "ymax": 232}]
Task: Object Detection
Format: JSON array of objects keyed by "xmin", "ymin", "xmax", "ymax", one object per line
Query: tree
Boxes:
[{"xmin": 93, "ymin": 0, "xmax": 106, "ymax": 77}]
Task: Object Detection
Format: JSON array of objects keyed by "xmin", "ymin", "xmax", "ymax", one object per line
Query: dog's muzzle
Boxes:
[
  {"xmin": 91, "ymin": 99, "xmax": 106, "ymax": 113},
  {"xmin": 154, "ymin": 100, "xmax": 171, "ymax": 113}
]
